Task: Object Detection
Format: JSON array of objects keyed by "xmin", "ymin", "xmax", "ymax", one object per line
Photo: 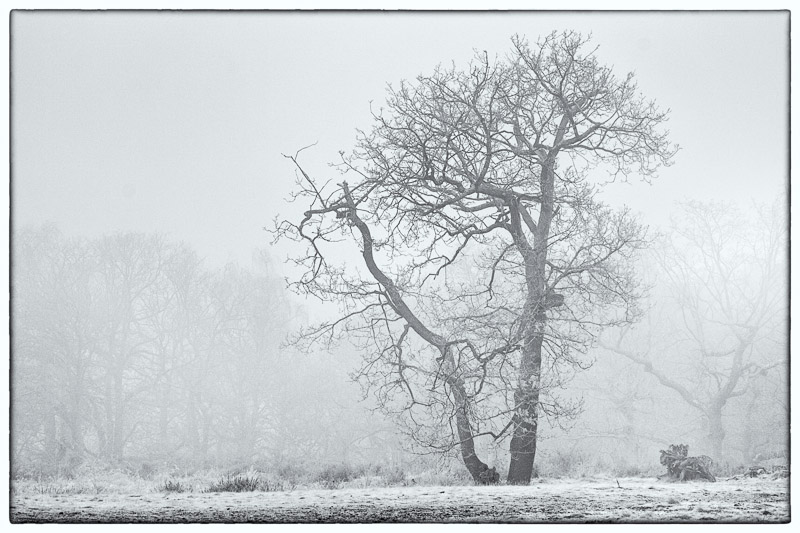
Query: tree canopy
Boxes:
[{"xmin": 276, "ymin": 31, "xmax": 677, "ymax": 484}]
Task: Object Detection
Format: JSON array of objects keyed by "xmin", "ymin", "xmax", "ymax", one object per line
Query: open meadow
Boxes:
[{"xmin": 11, "ymin": 469, "xmax": 789, "ymax": 523}]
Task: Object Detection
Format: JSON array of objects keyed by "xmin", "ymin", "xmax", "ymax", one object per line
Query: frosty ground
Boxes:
[{"xmin": 11, "ymin": 475, "xmax": 789, "ymax": 523}]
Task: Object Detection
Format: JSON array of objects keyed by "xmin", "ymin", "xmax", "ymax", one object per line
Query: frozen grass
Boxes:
[
  {"xmin": 12, "ymin": 462, "xmax": 416, "ymax": 497},
  {"xmin": 12, "ymin": 454, "xmax": 777, "ymax": 500},
  {"xmin": 533, "ymin": 448, "xmax": 663, "ymax": 480},
  {"xmin": 4, "ymin": 462, "xmax": 658, "ymax": 497},
  {"xmin": 15, "ymin": 470, "xmax": 151, "ymax": 496},
  {"xmin": 205, "ymin": 474, "xmax": 261, "ymax": 492},
  {"xmin": 159, "ymin": 479, "xmax": 190, "ymax": 493},
  {"xmin": 10, "ymin": 456, "xmax": 789, "ymax": 523},
  {"xmin": 13, "ymin": 445, "xmax": 678, "ymax": 491},
  {"xmin": 11, "ymin": 475, "xmax": 790, "ymax": 523}
]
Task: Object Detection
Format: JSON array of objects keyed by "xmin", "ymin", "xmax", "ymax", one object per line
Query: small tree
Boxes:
[{"xmin": 275, "ymin": 31, "xmax": 676, "ymax": 483}]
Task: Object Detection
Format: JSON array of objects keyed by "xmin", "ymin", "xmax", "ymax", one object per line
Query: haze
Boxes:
[
  {"xmin": 9, "ymin": 11, "xmax": 790, "ymax": 523},
  {"xmin": 12, "ymin": 12, "xmax": 787, "ymax": 268}
]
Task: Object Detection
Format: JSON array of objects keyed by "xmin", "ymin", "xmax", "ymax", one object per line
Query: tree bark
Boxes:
[
  {"xmin": 507, "ymin": 152, "xmax": 558, "ymax": 484},
  {"xmin": 506, "ymin": 313, "xmax": 544, "ymax": 483},
  {"xmin": 445, "ymin": 346, "xmax": 495, "ymax": 483}
]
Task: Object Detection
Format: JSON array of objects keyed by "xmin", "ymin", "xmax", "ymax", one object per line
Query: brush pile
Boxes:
[{"xmin": 659, "ymin": 444, "xmax": 716, "ymax": 482}]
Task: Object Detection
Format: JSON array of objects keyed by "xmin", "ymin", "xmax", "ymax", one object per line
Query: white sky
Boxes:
[{"xmin": 10, "ymin": 11, "xmax": 789, "ymax": 270}]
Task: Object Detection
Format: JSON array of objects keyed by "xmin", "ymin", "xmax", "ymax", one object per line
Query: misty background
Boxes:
[{"xmin": 10, "ymin": 11, "xmax": 788, "ymax": 481}]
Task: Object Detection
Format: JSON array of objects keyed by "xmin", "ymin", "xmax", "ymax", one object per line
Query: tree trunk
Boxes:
[
  {"xmin": 452, "ymin": 382, "xmax": 494, "ymax": 483},
  {"xmin": 706, "ymin": 407, "xmax": 725, "ymax": 460},
  {"xmin": 107, "ymin": 369, "xmax": 126, "ymax": 461},
  {"xmin": 341, "ymin": 183, "xmax": 496, "ymax": 484},
  {"xmin": 68, "ymin": 356, "xmax": 87, "ymax": 460},
  {"xmin": 507, "ymin": 153, "xmax": 558, "ymax": 484},
  {"xmin": 43, "ymin": 408, "xmax": 58, "ymax": 468},
  {"xmin": 507, "ymin": 310, "xmax": 543, "ymax": 484},
  {"xmin": 444, "ymin": 346, "xmax": 496, "ymax": 484},
  {"xmin": 200, "ymin": 405, "xmax": 211, "ymax": 463},
  {"xmin": 158, "ymin": 343, "xmax": 172, "ymax": 451},
  {"xmin": 186, "ymin": 392, "xmax": 207, "ymax": 460}
]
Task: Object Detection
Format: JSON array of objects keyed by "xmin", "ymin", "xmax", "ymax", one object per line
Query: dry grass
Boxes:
[
  {"xmin": 11, "ymin": 454, "xmax": 698, "ymax": 498},
  {"xmin": 12, "ymin": 462, "xmax": 421, "ymax": 497},
  {"xmin": 11, "ymin": 476, "xmax": 790, "ymax": 523}
]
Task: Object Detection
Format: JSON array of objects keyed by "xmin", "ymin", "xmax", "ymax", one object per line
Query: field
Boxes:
[{"xmin": 10, "ymin": 473, "xmax": 790, "ymax": 523}]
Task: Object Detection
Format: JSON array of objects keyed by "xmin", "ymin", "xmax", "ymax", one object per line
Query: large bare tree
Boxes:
[{"xmin": 275, "ymin": 32, "xmax": 677, "ymax": 483}]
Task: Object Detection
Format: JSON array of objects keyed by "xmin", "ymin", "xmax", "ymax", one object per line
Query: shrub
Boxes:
[
  {"xmin": 137, "ymin": 462, "xmax": 157, "ymax": 480},
  {"xmin": 275, "ymin": 462, "xmax": 308, "ymax": 484},
  {"xmin": 381, "ymin": 466, "xmax": 407, "ymax": 485},
  {"xmin": 712, "ymin": 459, "xmax": 746, "ymax": 478},
  {"xmin": 259, "ymin": 478, "xmax": 294, "ymax": 492},
  {"xmin": 205, "ymin": 474, "xmax": 262, "ymax": 492},
  {"xmin": 160, "ymin": 479, "xmax": 188, "ymax": 493},
  {"xmin": 316, "ymin": 464, "xmax": 359, "ymax": 488},
  {"xmin": 537, "ymin": 449, "xmax": 588, "ymax": 478}
]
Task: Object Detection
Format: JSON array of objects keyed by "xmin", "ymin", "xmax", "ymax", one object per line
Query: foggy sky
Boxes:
[{"xmin": 11, "ymin": 11, "xmax": 789, "ymax": 269}]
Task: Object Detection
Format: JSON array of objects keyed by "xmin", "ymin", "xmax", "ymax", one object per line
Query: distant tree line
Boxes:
[{"xmin": 11, "ymin": 225, "xmax": 395, "ymax": 476}]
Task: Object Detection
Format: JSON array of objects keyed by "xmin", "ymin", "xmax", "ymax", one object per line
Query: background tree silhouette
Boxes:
[{"xmin": 602, "ymin": 200, "xmax": 787, "ymax": 461}]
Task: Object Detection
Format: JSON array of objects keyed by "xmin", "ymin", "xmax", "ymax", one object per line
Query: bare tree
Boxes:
[
  {"xmin": 602, "ymin": 200, "xmax": 788, "ymax": 460},
  {"xmin": 13, "ymin": 226, "xmax": 394, "ymax": 474},
  {"xmin": 136, "ymin": 241, "xmax": 207, "ymax": 458},
  {"xmin": 90, "ymin": 233, "xmax": 175, "ymax": 461},
  {"xmin": 14, "ymin": 229, "xmax": 270, "ymax": 467},
  {"xmin": 12, "ymin": 225, "xmax": 98, "ymax": 472},
  {"xmin": 275, "ymin": 32, "xmax": 676, "ymax": 483},
  {"xmin": 206, "ymin": 256, "xmax": 297, "ymax": 462}
]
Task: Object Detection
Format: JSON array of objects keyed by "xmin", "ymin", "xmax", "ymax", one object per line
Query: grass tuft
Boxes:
[
  {"xmin": 160, "ymin": 479, "xmax": 189, "ymax": 493},
  {"xmin": 205, "ymin": 474, "xmax": 262, "ymax": 493}
]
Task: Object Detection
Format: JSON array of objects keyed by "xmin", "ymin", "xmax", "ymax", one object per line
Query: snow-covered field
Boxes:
[{"xmin": 10, "ymin": 475, "xmax": 789, "ymax": 523}]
